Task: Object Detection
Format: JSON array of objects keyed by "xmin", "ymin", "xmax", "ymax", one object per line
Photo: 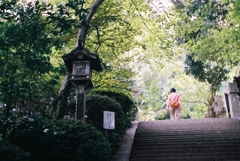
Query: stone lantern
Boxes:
[{"xmin": 62, "ymin": 46, "xmax": 102, "ymax": 121}]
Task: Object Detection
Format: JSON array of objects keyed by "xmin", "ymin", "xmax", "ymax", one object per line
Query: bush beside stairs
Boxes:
[{"xmin": 130, "ymin": 118, "xmax": 240, "ymax": 161}]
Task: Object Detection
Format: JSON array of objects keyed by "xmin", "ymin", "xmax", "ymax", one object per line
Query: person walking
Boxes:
[{"xmin": 166, "ymin": 88, "xmax": 182, "ymax": 120}]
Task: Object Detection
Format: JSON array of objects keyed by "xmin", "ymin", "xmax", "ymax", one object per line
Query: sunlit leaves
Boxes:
[{"xmin": 80, "ymin": 0, "xmax": 151, "ymax": 94}]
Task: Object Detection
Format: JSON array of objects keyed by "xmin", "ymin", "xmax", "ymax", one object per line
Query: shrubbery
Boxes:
[
  {"xmin": 86, "ymin": 94, "xmax": 126, "ymax": 151},
  {"xmin": 0, "ymin": 140, "xmax": 31, "ymax": 161},
  {"xmin": 3, "ymin": 116, "xmax": 112, "ymax": 161},
  {"xmin": 89, "ymin": 89, "xmax": 137, "ymax": 127},
  {"xmin": 0, "ymin": 89, "xmax": 137, "ymax": 161}
]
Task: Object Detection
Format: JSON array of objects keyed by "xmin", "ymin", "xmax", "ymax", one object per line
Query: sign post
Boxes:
[{"xmin": 103, "ymin": 111, "xmax": 115, "ymax": 137}]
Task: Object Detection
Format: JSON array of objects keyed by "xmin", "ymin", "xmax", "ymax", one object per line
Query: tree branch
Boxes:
[{"xmin": 77, "ymin": 0, "xmax": 104, "ymax": 47}]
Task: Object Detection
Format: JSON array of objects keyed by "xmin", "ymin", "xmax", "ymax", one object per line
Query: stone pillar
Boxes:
[
  {"xmin": 226, "ymin": 82, "xmax": 240, "ymax": 118},
  {"xmin": 224, "ymin": 93, "xmax": 230, "ymax": 118},
  {"xmin": 76, "ymin": 85, "xmax": 86, "ymax": 121}
]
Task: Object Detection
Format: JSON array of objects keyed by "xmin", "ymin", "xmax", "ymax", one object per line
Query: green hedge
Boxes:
[
  {"xmin": 0, "ymin": 89, "xmax": 138, "ymax": 160},
  {"xmin": 89, "ymin": 89, "xmax": 137, "ymax": 127},
  {"xmin": 6, "ymin": 116, "xmax": 112, "ymax": 161},
  {"xmin": 86, "ymin": 94, "xmax": 126, "ymax": 150},
  {"xmin": 0, "ymin": 140, "xmax": 31, "ymax": 161}
]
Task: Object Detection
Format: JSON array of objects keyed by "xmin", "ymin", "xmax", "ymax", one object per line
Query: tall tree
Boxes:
[
  {"xmin": 0, "ymin": 0, "xmax": 87, "ymax": 139},
  {"xmin": 0, "ymin": 0, "xmax": 63, "ymax": 137},
  {"xmin": 0, "ymin": 1, "xmax": 53, "ymax": 119}
]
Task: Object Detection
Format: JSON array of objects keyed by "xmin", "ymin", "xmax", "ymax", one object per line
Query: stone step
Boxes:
[
  {"xmin": 130, "ymin": 156, "xmax": 240, "ymax": 161},
  {"xmin": 131, "ymin": 152, "xmax": 240, "ymax": 158},
  {"xmin": 136, "ymin": 127, "xmax": 240, "ymax": 131},
  {"xmin": 131, "ymin": 145, "xmax": 240, "ymax": 152},
  {"xmin": 136, "ymin": 127, "xmax": 240, "ymax": 130},
  {"xmin": 136, "ymin": 119, "xmax": 240, "ymax": 127},
  {"xmin": 133, "ymin": 134, "xmax": 240, "ymax": 143},
  {"xmin": 134, "ymin": 137, "xmax": 240, "ymax": 142},
  {"xmin": 130, "ymin": 118, "xmax": 240, "ymax": 161},
  {"xmin": 131, "ymin": 148, "xmax": 240, "ymax": 154},
  {"xmin": 134, "ymin": 141, "xmax": 240, "ymax": 146}
]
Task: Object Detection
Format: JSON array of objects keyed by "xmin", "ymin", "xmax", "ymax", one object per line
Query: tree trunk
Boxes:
[
  {"xmin": 52, "ymin": 0, "xmax": 104, "ymax": 119},
  {"xmin": 52, "ymin": 74, "xmax": 72, "ymax": 119},
  {"xmin": 205, "ymin": 92, "xmax": 216, "ymax": 118}
]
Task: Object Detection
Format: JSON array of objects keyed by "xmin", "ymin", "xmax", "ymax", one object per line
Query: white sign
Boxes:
[{"xmin": 103, "ymin": 111, "xmax": 115, "ymax": 130}]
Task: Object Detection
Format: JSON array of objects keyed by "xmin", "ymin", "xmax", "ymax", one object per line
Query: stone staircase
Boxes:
[{"xmin": 130, "ymin": 118, "xmax": 240, "ymax": 161}]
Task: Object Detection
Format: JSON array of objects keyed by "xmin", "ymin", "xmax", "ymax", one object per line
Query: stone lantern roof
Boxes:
[{"xmin": 62, "ymin": 46, "xmax": 102, "ymax": 73}]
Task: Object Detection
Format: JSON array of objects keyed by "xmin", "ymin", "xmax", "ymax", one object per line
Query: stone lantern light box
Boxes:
[
  {"xmin": 62, "ymin": 47, "xmax": 102, "ymax": 91},
  {"xmin": 72, "ymin": 61, "xmax": 90, "ymax": 77}
]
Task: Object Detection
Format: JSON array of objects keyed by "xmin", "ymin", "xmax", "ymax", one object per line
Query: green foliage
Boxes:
[
  {"xmin": 89, "ymin": 89, "xmax": 137, "ymax": 126},
  {"xmin": 0, "ymin": 1, "xmax": 53, "ymax": 118},
  {"xmin": 134, "ymin": 55, "xmax": 211, "ymax": 120},
  {"xmin": 92, "ymin": 68, "xmax": 135, "ymax": 95},
  {"xmin": 83, "ymin": 0, "xmax": 150, "ymax": 95},
  {"xmin": 86, "ymin": 94, "xmax": 126, "ymax": 151},
  {"xmin": 184, "ymin": 54, "xmax": 229, "ymax": 93},
  {"xmin": 185, "ymin": 0, "xmax": 228, "ymax": 21},
  {"xmin": 0, "ymin": 140, "xmax": 31, "ymax": 161},
  {"xmin": 155, "ymin": 110, "xmax": 170, "ymax": 120},
  {"xmin": 7, "ymin": 115, "xmax": 112, "ymax": 161},
  {"xmin": 167, "ymin": 0, "xmax": 238, "ymax": 116},
  {"xmin": 0, "ymin": 0, "xmax": 84, "ymax": 120},
  {"xmin": 175, "ymin": 0, "xmax": 238, "ymax": 66}
]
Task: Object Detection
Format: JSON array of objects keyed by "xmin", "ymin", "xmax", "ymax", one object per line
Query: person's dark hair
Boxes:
[{"xmin": 170, "ymin": 88, "xmax": 176, "ymax": 93}]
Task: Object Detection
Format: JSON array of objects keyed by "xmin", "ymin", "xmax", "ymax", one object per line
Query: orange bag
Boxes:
[{"xmin": 169, "ymin": 95, "xmax": 180, "ymax": 108}]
